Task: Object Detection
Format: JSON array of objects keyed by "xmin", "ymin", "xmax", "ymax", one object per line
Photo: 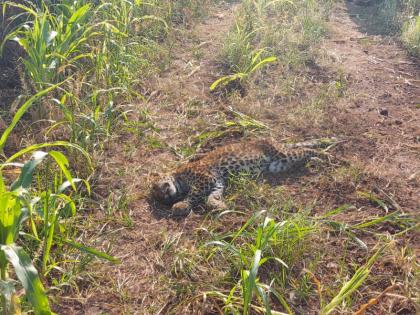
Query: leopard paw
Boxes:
[{"xmin": 171, "ymin": 201, "xmax": 192, "ymax": 217}]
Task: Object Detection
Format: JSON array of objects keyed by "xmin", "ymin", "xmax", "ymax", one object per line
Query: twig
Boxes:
[{"xmin": 352, "ymin": 284, "xmax": 400, "ymax": 315}]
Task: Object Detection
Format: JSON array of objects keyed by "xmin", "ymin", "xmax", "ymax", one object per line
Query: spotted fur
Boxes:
[{"xmin": 151, "ymin": 139, "xmax": 327, "ymax": 216}]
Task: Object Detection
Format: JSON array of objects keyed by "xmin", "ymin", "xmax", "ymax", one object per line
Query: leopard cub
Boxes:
[{"xmin": 151, "ymin": 139, "xmax": 327, "ymax": 216}]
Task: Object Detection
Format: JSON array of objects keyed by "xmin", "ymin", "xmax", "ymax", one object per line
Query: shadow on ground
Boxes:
[{"xmin": 346, "ymin": 0, "xmax": 400, "ymax": 36}]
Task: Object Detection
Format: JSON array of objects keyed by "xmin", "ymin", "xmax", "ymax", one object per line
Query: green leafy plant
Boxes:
[
  {"xmin": 0, "ymin": 148, "xmax": 71, "ymax": 315},
  {"xmin": 205, "ymin": 211, "xmax": 314, "ymax": 314},
  {"xmin": 210, "ymin": 49, "xmax": 276, "ymax": 91},
  {"xmin": 320, "ymin": 246, "xmax": 386, "ymax": 314},
  {"xmin": 0, "ymin": 80, "xmax": 117, "ymax": 312}
]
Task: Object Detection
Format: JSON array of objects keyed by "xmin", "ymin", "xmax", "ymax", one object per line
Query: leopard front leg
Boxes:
[
  {"xmin": 171, "ymin": 200, "xmax": 194, "ymax": 216},
  {"xmin": 170, "ymin": 185, "xmax": 209, "ymax": 216},
  {"xmin": 206, "ymin": 179, "xmax": 227, "ymax": 211}
]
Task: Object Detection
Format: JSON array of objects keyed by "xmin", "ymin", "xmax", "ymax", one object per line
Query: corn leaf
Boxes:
[
  {"xmin": 0, "ymin": 83, "xmax": 62, "ymax": 152},
  {"xmin": 48, "ymin": 151, "xmax": 75, "ymax": 191},
  {"xmin": 11, "ymin": 151, "xmax": 48, "ymax": 191},
  {"xmin": 2, "ymin": 141, "xmax": 92, "ymax": 173},
  {"xmin": 1, "ymin": 244, "xmax": 52, "ymax": 315}
]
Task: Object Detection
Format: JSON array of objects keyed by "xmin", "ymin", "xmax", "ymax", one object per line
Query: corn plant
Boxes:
[
  {"xmin": 0, "ymin": 142, "xmax": 120, "ymax": 314},
  {"xmin": 2, "ymin": 0, "xmax": 95, "ymax": 91},
  {"xmin": 0, "ymin": 77, "xmax": 117, "ymax": 313},
  {"xmin": 0, "ymin": 146, "xmax": 77, "ymax": 315},
  {"xmin": 1, "ymin": 0, "xmax": 172, "ymax": 150},
  {"xmin": 210, "ymin": 49, "xmax": 276, "ymax": 91},
  {"xmin": 0, "ymin": 83, "xmax": 62, "ymax": 153},
  {"xmin": 0, "ymin": 174, "xmax": 51, "ymax": 314}
]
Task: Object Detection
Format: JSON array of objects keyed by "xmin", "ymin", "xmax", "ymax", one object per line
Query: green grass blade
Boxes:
[
  {"xmin": 321, "ymin": 245, "xmax": 386, "ymax": 315},
  {"xmin": 61, "ymin": 238, "xmax": 120, "ymax": 264},
  {"xmin": 352, "ymin": 212, "xmax": 400, "ymax": 229},
  {"xmin": 48, "ymin": 151, "xmax": 76, "ymax": 191},
  {"xmin": 243, "ymin": 249, "xmax": 262, "ymax": 314},
  {"xmin": 0, "ymin": 83, "xmax": 63, "ymax": 152},
  {"xmin": 319, "ymin": 204, "xmax": 354, "ymax": 219}
]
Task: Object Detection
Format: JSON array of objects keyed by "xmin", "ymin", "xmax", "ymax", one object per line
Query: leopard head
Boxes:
[{"xmin": 151, "ymin": 175, "xmax": 179, "ymax": 205}]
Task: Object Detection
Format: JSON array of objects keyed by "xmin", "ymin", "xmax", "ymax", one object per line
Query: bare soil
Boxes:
[{"xmin": 2, "ymin": 1, "xmax": 417, "ymax": 314}]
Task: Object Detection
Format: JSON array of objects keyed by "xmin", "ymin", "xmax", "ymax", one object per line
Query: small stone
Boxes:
[
  {"xmin": 379, "ymin": 108, "xmax": 388, "ymax": 116},
  {"xmin": 395, "ymin": 120, "xmax": 402, "ymax": 125}
]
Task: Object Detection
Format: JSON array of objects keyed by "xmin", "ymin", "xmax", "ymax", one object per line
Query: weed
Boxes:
[{"xmin": 321, "ymin": 245, "xmax": 386, "ymax": 314}]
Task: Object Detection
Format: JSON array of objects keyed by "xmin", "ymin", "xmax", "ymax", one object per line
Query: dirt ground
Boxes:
[
  {"xmin": 54, "ymin": 1, "xmax": 419, "ymax": 314},
  {"xmin": 1, "ymin": 0, "xmax": 418, "ymax": 314}
]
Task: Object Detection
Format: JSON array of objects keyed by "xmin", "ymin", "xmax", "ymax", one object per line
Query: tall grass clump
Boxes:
[
  {"xmin": 401, "ymin": 14, "xmax": 420, "ymax": 56},
  {"xmin": 212, "ymin": 0, "xmax": 277, "ymax": 92},
  {"xmin": 212, "ymin": 0, "xmax": 334, "ymax": 93},
  {"xmin": 196, "ymin": 201, "xmax": 401, "ymax": 314},
  {"xmin": 261, "ymin": 0, "xmax": 331, "ymax": 69},
  {"xmin": 205, "ymin": 210, "xmax": 316, "ymax": 314},
  {"xmin": 372, "ymin": 0, "xmax": 419, "ymax": 34}
]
